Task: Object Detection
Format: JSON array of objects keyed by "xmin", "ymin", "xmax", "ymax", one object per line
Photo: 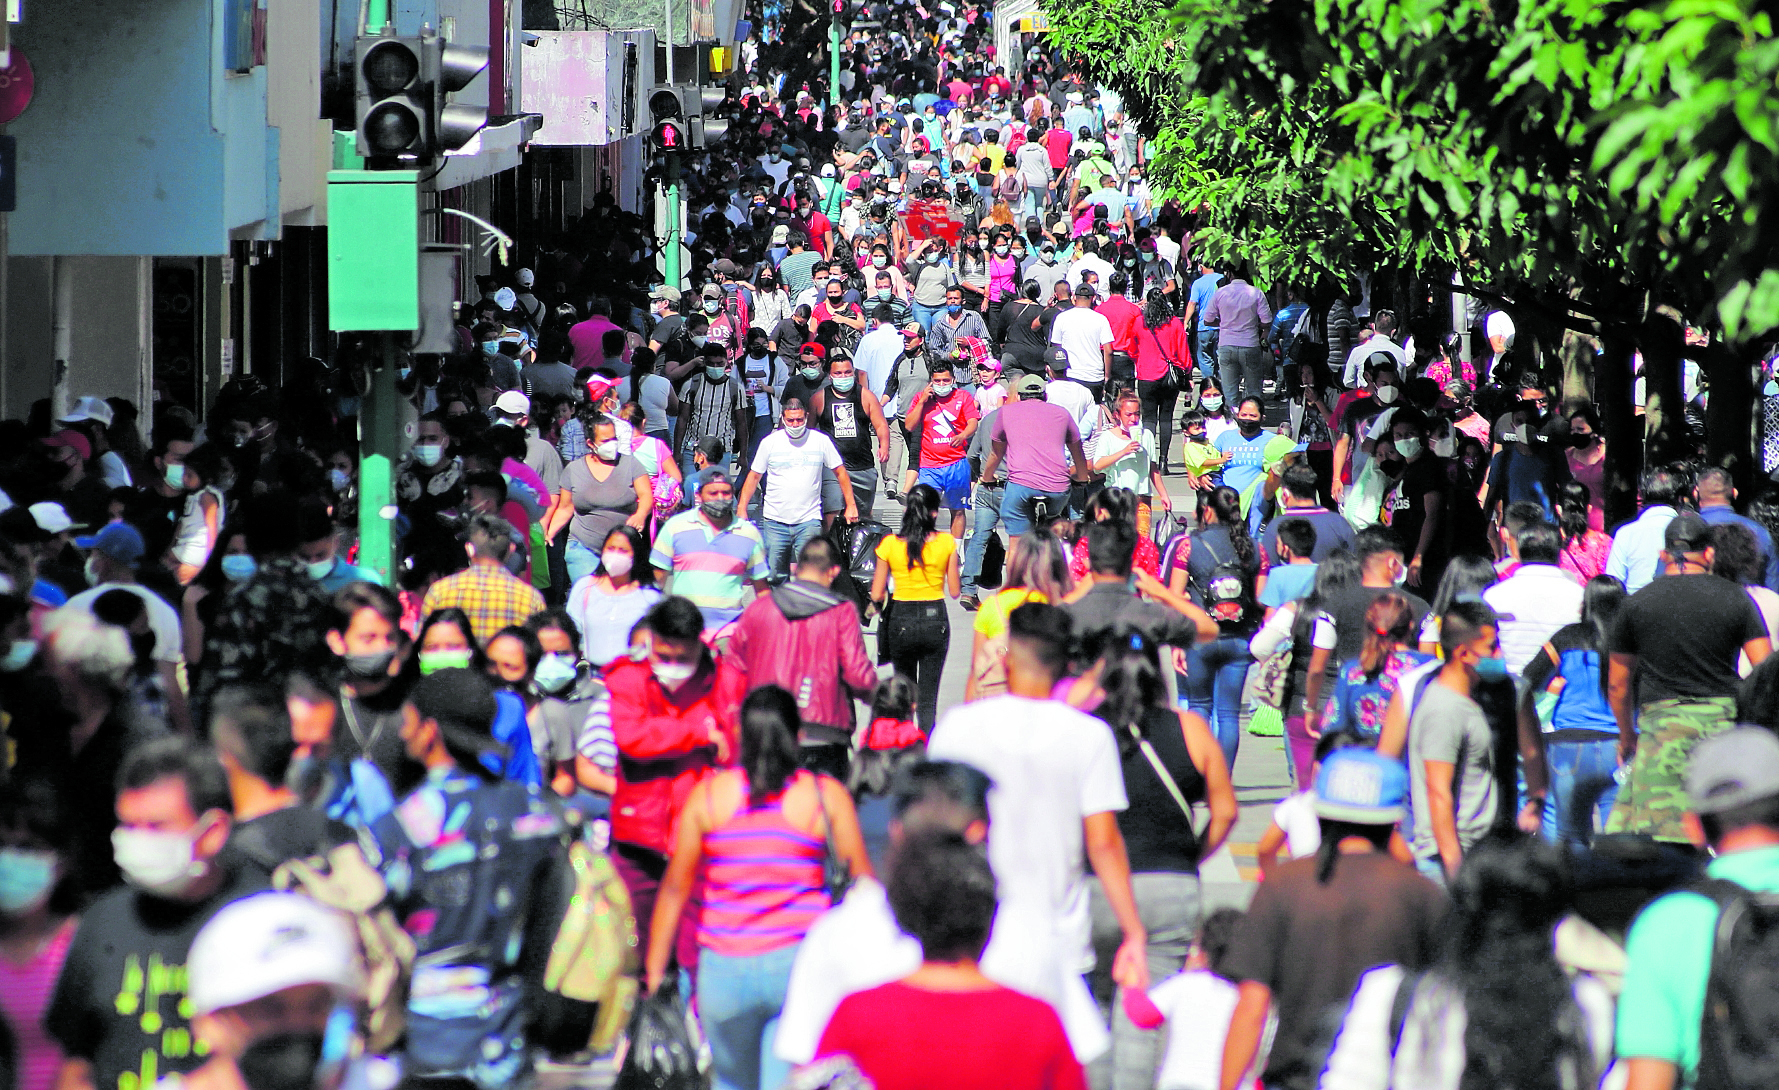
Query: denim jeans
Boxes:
[
  {"xmin": 1002, "ymin": 481, "xmax": 1070, "ymax": 537},
  {"xmin": 1087, "ymin": 872, "xmax": 1201, "ymax": 1090},
  {"xmin": 1543, "ymin": 736, "xmax": 1621, "ymax": 848},
  {"xmin": 1184, "ymin": 635, "xmax": 1252, "ymax": 770},
  {"xmin": 762, "ymin": 518, "xmax": 822, "ymax": 584},
  {"xmin": 1218, "ymin": 344, "xmax": 1270, "ymax": 406},
  {"xmin": 697, "ymin": 943, "xmax": 802, "ymax": 1090},
  {"xmin": 1195, "ymin": 327, "xmax": 1219, "ymax": 382},
  {"xmin": 564, "ymin": 538, "xmax": 599, "ymax": 585},
  {"xmin": 962, "ymin": 480, "xmax": 1006, "ymax": 598},
  {"xmin": 911, "ymin": 301, "xmax": 946, "ymax": 334}
]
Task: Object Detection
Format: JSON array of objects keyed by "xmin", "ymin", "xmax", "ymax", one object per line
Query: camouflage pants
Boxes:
[{"xmin": 1604, "ymin": 697, "xmax": 1738, "ymax": 843}]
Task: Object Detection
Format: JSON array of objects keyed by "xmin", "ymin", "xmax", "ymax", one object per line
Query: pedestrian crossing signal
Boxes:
[{"xmin": 652, "ymin": 120, "xmax": 686, "ymax": 150}]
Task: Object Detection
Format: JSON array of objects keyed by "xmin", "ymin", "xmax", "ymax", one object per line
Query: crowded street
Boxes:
[{"xmin": 6, "ymin": 0, "xmax": 1779, "ymax": 1088}]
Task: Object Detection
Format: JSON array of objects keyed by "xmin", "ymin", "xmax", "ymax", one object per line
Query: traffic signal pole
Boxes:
[
  {"xmin": 358, "ymin": 333, "xmax": 401, "ymax": 584},
  {"xmin": 664, "ymin": 153, "xmax": 683, "ymax": 290},
  {"xmin": 830, "ymin": 8, "xmax": 841, "ymax": 107}
]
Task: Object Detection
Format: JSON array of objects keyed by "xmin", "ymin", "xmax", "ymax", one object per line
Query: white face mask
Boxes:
[
  {"xmin": 594, "ymin": 439, "xmax": 621, "ymax": 461},
  {"xmin": 652, "ymin": 660, "xmax": 697, "ymax": 690},
  {"xmin": 1201, "ymin": 395, "xmax": 1224, "ymax": 412},
  {"xmin": 602, "ymin": 550, "xmax": 635, "ymax": 577},
  {"xmin": 1375, "ymin": 385, "xmax": 1400, "ymax": 404},
  {"xmin": 1432, "ymin": 435, "xmax": 1457, "ymax": 458},
  {"xmin": 413, "ymin": 442, "xmax": 445, "ymax": 467},
  {"xmin": 784, "ymin": 423, "xmax": 808, "ymax": 439},
  {"xmin": 1394, "ymin": 436, "xmax": 1424, "ymax": 460},
  {"xmin": 112, "ymin": 819, "xmax": 213, "ymax": 898}
]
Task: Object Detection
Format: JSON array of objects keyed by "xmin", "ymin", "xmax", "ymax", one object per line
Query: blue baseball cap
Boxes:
[
  {"xmin": 74, "ymin": 522, "xmax": 146, "ymax": 567},
  {"xmin": 1314, "ymin": 748, "xmax": 1408, "ymax": 825}
]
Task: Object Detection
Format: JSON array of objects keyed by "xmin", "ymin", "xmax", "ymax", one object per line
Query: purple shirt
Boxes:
[
  {"xmin": 992, "ymin": 398, "xmax": 1081, "ymax": 492},
  {"xmin": 1202, "ymin": 280, "xmax": 1274, "ymax": 348}
]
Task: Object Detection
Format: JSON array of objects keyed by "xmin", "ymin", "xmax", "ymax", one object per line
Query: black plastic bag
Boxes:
[{"xmin": 613, "ymin": 978, "xmax": 709, "ymax": 1089}]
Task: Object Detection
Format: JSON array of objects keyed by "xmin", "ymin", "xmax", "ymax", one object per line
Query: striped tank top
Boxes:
[{"xmin": 697, "ymin": 771, "xmax": 830, "ymax": 957}]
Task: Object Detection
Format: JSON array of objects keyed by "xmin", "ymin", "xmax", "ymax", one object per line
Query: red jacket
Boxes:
[
  {"xmin": 728, "ymin": 580, "xmax": 877, "ymax": 743},
  {"xmin": 607, "ymin": 654, "xmax": 747, "ymax": 854}
]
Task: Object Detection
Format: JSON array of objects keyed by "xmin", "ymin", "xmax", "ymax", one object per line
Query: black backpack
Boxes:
[{"xmin": 1690, "ymin": 879, "xmax": 1779, "ymax": 1090}]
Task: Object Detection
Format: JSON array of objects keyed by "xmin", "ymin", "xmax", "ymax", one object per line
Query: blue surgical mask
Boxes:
[
  {"xmin": 947, "ymin": 303, "xmax": 963, "ymax": 315},
  {"xmin": 533, "ymin": 653, "xmax": 579, "ymax": 695},
  {"xmin": 0, "ymin": 638, "xmax": 37, "ymax": 672},
  {"xmin": 706, "ymin": 365, "xmax": 729, "ymax": 381},
  {"xmin": 0, "ymin": 848, "xmax": 57, "ymax": 914},
  {"xmin": 221, "ymin": 554, "xmax": 258, "ymax": 583},
  {"xmin": 831, "ymin": 375, "xmax": 856, "ymax": 393},
  {"xmin": 413, "ymin": 442, "xmax": 446, "ymax": 467},
  {"xmin": 1474, "ymin": 655, "xmax": 1510, "ymax": 682},
  {"xmin": 305, "ymin": 557, "xmax": 335, "ymax": 581},
  {"xmin": 480, "ymin": 341, "xmax": 501, "ymax": 357},
  {"xmin": 327, "ymin": 468, "xmax": 351, "ymax": 493}
]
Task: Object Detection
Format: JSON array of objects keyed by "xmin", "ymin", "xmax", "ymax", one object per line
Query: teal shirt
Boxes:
[
  {"xmin": 1616, "ymin": 844, "xmax": 1779, "ymax": 1081},
  {"xmin": 317, "ymin": 554, "xmax": 382, "ymax": 594}
]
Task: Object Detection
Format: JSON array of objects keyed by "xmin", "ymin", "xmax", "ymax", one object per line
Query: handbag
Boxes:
[
  {"xmin": 613, "ymin": 976, "xmax": 709, "ymax": 1090},
  {"xmin": 814, "ymin": 776, "xmax": 854, "ymax": 903},
  {"xmin": 1148, "ymin": 326, "xmax": 1192, "ymax": 385}
]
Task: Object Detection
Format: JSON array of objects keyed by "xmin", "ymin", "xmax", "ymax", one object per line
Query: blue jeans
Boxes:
[
  {"xmin": 1218, "ymin": 344, "xmax": 1270, "ymax": 406},
  {"xmin": 962, "ymin": 480, "xmax": 1005, "ymax": 597},
  {"xmin": 697, "ymin": 943, "xmax": 801, "ymax": 1090},
  {"xmin": 761, "ymin": 518, "xmax": 822, "ymax": 584},
  {"xmin": 1002, "ymin": 481, "xmax": 1070, "ymax": 537},
  {"xmin": 564, "ymin": 538, "xmax": 599, "ymax": 585},
  {"xmin": 1183, "ymin": 635, "xmax": 1251, "ymax": 770},
  {"xmin": 1543, "ymin": 737, "xmax": 1621, "ymax": 848},
  {"xmin": 1195, "ymin": 327, "xmax": 1219, "ymax": 382},
  {"xmin": 911, "ymin": 301, "xmax": 945, "ymax": 334},
  {"xmin": 1415, "ymin": 856, "xmax": 1449, "ymax": 886}
]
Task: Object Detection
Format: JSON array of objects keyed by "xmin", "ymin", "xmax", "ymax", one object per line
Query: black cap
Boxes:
[
  {"xmin": 1665, "ymin": 511, "xmax": 1713, "ymax": 555},
  {"xmin": 1043, "ymin": 346, "xmax": 1069, "ymax": 369}
]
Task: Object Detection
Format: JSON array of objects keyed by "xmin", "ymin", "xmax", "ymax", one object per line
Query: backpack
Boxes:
[
  {"xmin": 519, "ymin": 814, "xmax": 641, "ymax": 1058},
  {"xmin": 1184, "ymin": 531, "xmax": 1254, "ymax": 625},
  {"xmin": 270, "ymin": 841, "xmax": 416, "ymax": 1054},
  {"xmin": 1687, "ymin": 878, "xmax": 1779, "ymax": 1090}
]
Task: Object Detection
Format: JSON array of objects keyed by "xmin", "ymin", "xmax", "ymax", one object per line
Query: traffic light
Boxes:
[
  {"xmin": 354, "ymin": 29, "xmax": 489, "ymax": 166},
  {"xmin": 356, "ymin": 34, "xmax": 429, "ymax": 161},
  {"xmin": 649, "ymin": 86, "xmax": 688, "ymax": 152},
  {"xmin": 429, "ymin": 38, "xmax": 490, "ymax": 154},
  {"xmin": 690, "ymin": 85, "xmax": 729, "ymax": 149}
]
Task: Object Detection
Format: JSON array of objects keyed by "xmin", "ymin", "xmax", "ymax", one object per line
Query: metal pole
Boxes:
[
  {"xmin": 51, "ymin": 256, "xmax": 73, "ymax": 421},
  {"xmin": 830, "ymin": 15, "xmax": 840, "ymax": 108},
  {"xmin": 357, "ymin": 331, "xmax": 400, "ymax": 585},
  {"xmin": 366, "ymin": 0, "xmax": 390, "ymax": 31},
  {"xmin": 665, "ymin": 0, "xmax": 674, "ymax": 83},
  {"xmin": 664, "ymin": 153, "xmax": 682, "ymax": 290}
]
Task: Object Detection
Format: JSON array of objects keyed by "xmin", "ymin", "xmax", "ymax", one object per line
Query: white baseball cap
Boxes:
[
  {"xmin": 188, "ymin": 893, "xmax": 361, "ymax": 1014},
  {"xmin": 492, "ymin": 286, "xmax": 518, "ymax": 311},
  {"xmin": 59, "ymin": 395, "xmax": 115, "ymax": 429},
  {"xmin": 29, "ymin": 502, "xmax": 73, "ymax": 535},
  {"xmin": 516, "ymin": 268, "xmax": 536, "ymax": 289},
  {"xmin": 493, "ymin": 390, "xmax": 531, "ymax": 416}
]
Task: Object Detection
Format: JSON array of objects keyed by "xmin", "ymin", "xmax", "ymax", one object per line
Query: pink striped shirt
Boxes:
[
  {"xmin": 0, "ymin": 919, "xmax": 76, "ymax": 1090},
  {"xmin": 697, "ymin": 773, "xmax": 829, "ymax": 957}
]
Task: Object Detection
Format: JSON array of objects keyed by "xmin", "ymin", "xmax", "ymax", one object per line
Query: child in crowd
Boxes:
[
  {"xmin": 1256, "ymin": 730, "xmax": 1365, "ymax": 876},
  {"xmin": 1123, "ymin": 908, "xmax": 1248, "ymax": 1090},
  {"xmin": 1177, "ymin": 410, "xmax": 1229, "ymax": 497}
]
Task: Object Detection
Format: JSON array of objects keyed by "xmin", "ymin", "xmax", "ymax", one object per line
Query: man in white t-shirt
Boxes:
[
  {"xmin": 1043, "ymin": 347, "xmax": 1100, "ymax": 451},
  {"xmin": 928, "ymin": 601, "xmax": 1150, "ymax": 988},
  {"xmin": 1051, "ymin": 284, "xmax": 1116, "ymax": 399},
  {"xmin": 737, "ymin": 399, "xmax": 856, "ymax": 583},
  {"xmin": 773, "ymin": 760, "xmax": 1111, "ymax": 1066}
]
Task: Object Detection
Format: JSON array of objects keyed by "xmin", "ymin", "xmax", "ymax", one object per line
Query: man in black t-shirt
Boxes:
[
  {"xmin": 46, "ymin": 738, "xmax": 264, "ymax": 1090},
  {"xmin": 1063, "ymin": 521, "xmax": 1218, "ymax": 650},
  {"xmin": 1606, "ymin": 512, "xmax": 1773, "ymax": 843},
  {"xmin": 1219, "ymin": 748, "xmax": 1446, "ymax": 1090}
]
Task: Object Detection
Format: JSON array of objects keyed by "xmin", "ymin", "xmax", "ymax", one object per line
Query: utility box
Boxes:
[{"xmin": 327, "ymin": 169, "xmax": 419, "ymax": 331}]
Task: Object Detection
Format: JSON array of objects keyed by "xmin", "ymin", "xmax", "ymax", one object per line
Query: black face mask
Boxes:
[
  {"xmin": 1237, "ymin": 418, "xmax": 1263, "ymax": 436},
  {"xmin": 342, "ymin": 648, "xmax": 397, "ymax": 679},
  {"xmin": 237, "ymin": 1033, "xmax": 324, "ymax": 1090}
]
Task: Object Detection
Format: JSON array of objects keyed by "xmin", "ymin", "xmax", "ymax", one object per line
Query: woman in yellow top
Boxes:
[
  {"xmin": 965, "ymin": 530, "xmax": 1073, "ymax": 701},
  {"xmin": 870, "ymin": 483, "xmax": 960, "ymax": 731}
]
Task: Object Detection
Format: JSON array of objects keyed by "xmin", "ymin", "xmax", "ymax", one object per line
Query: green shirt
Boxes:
[{"xmin": 1616, "ymin": 843, "xmax": 1779, "ymax": 1082}]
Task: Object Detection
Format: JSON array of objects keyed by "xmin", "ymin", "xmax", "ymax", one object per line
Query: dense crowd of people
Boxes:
[{"xmin": 7, "ymin": 3, "xmax": 1779, "ymax": 1090}]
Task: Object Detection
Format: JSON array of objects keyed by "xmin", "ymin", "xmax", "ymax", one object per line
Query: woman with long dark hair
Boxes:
[
  {"xmin": 1080, "ymin": 626, "xmax": 1236, "ymax": 1090},
  {"xmin": 645, "ymin": 686, "xmax": 873, "ymax": 1090},
  {"xmin": 1321, "ymin": 838, "xmax": 1612, "ymax": 1090},
  {"xmin": 1418, "ymin": 554, "xmax": 1499, "ymax": 654},
  {"xmin": 1555, "ymin": 481, "xmax": 1612, "ymax": 581},
  {"xmin": 870, "ymin": 484, "xmax": 960, "ymax": 730},
  {"xmin": 966, "ymin": 530, "xmax": 1072, "ymax": 702},
  {"xmin": 1133, "ymin": 288, "xmax": 1192, "ymax": 475},
  {"xmin": 1519, "ymin": 575, "xmax": 1627, "ymax": 847},
  {"xmin": 1170, "ymin": 485, "xmax": 1261, "ymax": 768}
]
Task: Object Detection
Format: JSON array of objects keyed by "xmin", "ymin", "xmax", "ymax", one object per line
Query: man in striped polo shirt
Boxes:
[{"xmin": 650, "ymin": 470, "xmax": 770, "ymax": 632}]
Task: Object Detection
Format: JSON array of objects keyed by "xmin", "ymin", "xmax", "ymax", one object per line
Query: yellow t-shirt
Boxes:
[
  {"xmin": 974, "ymin": 587, "xmax": 1048, "ymax": 639},
  {"xmin": 876, "ymin": 532, "xmax": 958, "ymax": 601},
  {"xmin": 1180, "ymin": 440, "xmax": 1224, "ymax": 476}
]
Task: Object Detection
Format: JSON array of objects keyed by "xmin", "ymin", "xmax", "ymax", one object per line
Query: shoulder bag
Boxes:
[{"xmin": 813, "ymin": 774, "xmax": 855, "ymax": 903}]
